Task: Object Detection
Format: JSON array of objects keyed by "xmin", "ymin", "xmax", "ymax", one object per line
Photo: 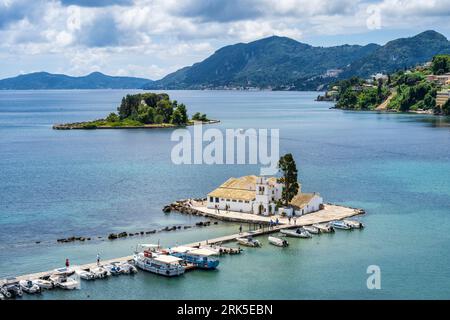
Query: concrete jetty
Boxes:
[{"xmin": 2, "ymin": 203, "xmax": 363, "ymax": 283}]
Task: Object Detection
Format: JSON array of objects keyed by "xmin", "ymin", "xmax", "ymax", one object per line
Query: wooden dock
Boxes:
[{"xmin": 2, "ymin": 204, "xmax": 364, "ymax": 283}]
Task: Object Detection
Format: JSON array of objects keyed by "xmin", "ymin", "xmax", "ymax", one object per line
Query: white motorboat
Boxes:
[
  {"xmin": 0, "ymin": 286, "xmax": 12, "ymax": 299},
  {"xmin": 75, "ymin": 269, "xmax": 95, "ymax": 280},
  {"xmin": 53, "ymin": 267, "xmax": 75, "ymax": 277},
  {"xmin": 313, "ymin": 223, "xmax": 334, "ymax": 233},
  {"xmin": 19, "ymin": 280, "xmax": 41, "ymax": 294},
  {"xmin": 343, "ymin": 219, "xmax": 364, "ymax": 229},
  {"xmin": 50, "ymin": 275, "xmax": 79, "ymax": 290},
  {"xmin": 116, "ymin": 262, "xmax": 137, "ymax": 274},
  {"xmin": 268, "ymin": 236, "xmax": 289, "ymax": 247},
  {"xmin": 133, "ymin": 244, "xmax": 185, "ymax": 277},
  {"xmin": 280, "ymin": 228, "xmax": 312, "ymax": 238},
  {"xmin": 32, "ymin": 278, "xmax": 54, "ymax": 290},
  {"xmin": 89, "ymin": 266, "xmax": 109, "ymax": 279},
  {"xmin": 236, "ymin": 236, "xmax": 261, "ymax": 247},
  {"xmin": 303, "ymin": 225, "xmax": 320, "ymax": 234},
  {"xmin": 330, "ymin": 220, "xmax": 351, "ymax": 230},
  {"xmin": 104, "ymin": 263, "xmax": 122, "ymax": 276}
]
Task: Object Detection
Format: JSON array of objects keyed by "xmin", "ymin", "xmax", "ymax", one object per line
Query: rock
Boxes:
[
  {"xmin": 146, "ymin": 230, "xmax": 156, "ymax": 234},
  {"xmin": 196, "ymin": 222, "xmax": 204, "ymax": 227},
  {"xmin": 184, "ymin": 226, "xmax": 192, "ymax": 229},
  {"xmin": 118, "ymin": 232, "xmax": 128, "ymax": 238},
  {"xmin": 35, "ymin": 241, "xmax": 41, "ymax": 244},
  {"xmin": 177, "ymin": 226, "xmax": 181, "ymax": 229},
  {"xmin": 162, "ymin": 206, "xmax": 171, "ymax": 213},
  {"xmin": 79, "ymin": 237, "xmax": 86, "ymax": 241},
  {"xmin": 57, "ymin": 238, "xmax": 65, "ymax": 243},
  {"xmin": 86, "ymin": 238, "xmax": 91, "ymax": 241},
  {"xmin": 214, "ymin": 222, "xmax": 218, "ymax": 225},
  {"xmin": 108, "ymin": 233, "xmax": 118, "ymax": 240}
]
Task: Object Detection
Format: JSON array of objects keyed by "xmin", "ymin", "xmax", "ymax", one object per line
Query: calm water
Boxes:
[{"xmin": 1, "ymin": 90, "xmax": 450, "ymax": 299}]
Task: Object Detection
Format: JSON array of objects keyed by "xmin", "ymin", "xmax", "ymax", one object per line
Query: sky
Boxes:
[{"xmin": 0, "ymin": 0, "xmax": 450, "ymax": 80}]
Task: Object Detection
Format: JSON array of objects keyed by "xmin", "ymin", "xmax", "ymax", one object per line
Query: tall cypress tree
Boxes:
[{"xmin": 277, "ymin": 153, "xmax": 300, "ymax": 207}]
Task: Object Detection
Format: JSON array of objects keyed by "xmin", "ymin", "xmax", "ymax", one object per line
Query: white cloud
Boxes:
[{"xmin": 0, "ymin": 0, "xmax": 449, "ymax": 79}]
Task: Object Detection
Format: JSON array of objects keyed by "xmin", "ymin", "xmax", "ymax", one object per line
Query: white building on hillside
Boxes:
[{"xmin": 207, "ymin": 175, "xmax": 323, "ymax": 216}]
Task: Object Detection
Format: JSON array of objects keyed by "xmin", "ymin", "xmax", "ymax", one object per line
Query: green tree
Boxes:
[
  {"xmin": 106, "ymin": 112, "xmax": 119, "ymax": 122},
  {"xmin": 443, "ymin": 99, "xmax": 450, "ymax": 116},
  {"xmin": 171, "ymin": 109, "xmax": 184, "ymax": 125},
  {"xmin": 155, "ymin": 100, "xmax": 173, "ymax": 123},
  {"xmin": 432, "ymin": 55, "xmax": 450, "ymax": 75},
  {"xmin": 277, "ymin": 154, "xmax": 300, "ymax": 207}
]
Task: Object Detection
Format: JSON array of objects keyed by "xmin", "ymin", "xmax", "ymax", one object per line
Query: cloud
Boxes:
[
  {"xmin": 60, "ymin": 0, "xmax": 134, "ymax": 7},
  {"xmin": 0, "ymin": 0, "xmax": 449, "ymax": 79}
]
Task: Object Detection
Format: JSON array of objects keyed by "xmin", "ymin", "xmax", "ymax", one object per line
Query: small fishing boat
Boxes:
[
  {"xmin": 280, "ymin": 228, "xmax": 312, "ymax": 238},
  {"xmin": 313, "ymin": 223, "xmax": 334, "ymax": 233},
  {"xmin": 343, "ymin": 219, "xmax": 364, "ymax": 229},
  {"xmin": 32, "ymin": 278, "xmax": 54, "ymax": 290},
  {"xmin": 134, "ymin": 244, "xmax": 185, "ymax": 277},
  {"xmin": 75, "ymin": 269, "xmax": 95, "ymax": 280},
  {"xmin": 303, "ymin": 225, "xmax": 320, "ymax": 234},
  {"xmin": 90, "ymin": 266, "xmax": 110, "ymax": 278},
  {"xmin": 268, "ymin": 236, "xmax": 289, "ymax": 247},
  {"xmin": 19, "ymin": 280, "xmax": 41, "ymax": 294},
  {"xmin": 50, "ymin": 275, "xmax": 79, "ymax": 290},
  {"xmin": 330, "ymin": 220, "xmax": 351, "ymax": 230},
  {"xmin": 236, "ymin": 236, "xmax": 261, "ymax": 247}
]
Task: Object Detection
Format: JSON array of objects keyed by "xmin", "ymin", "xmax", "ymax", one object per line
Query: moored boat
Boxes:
[
  {"xmin": 236, "ymin": 236, "xmax": 261, "ymax": 247},
  {"xmin": 134, "ymin": 244, "xmax": 185, "ymax": 277},
  {"xmin": 330, "ymin": 220, "xmax": 351, "ymax": 230},
  {"xmin": 50, "ymin": 275, "xmax": 79, "ymax": 290},
  {"xmin": 32, "ymin": 278, "xmax": 54, "ymax": 290},
  {"xmin": 280, "ymin": 228, "xmax": 312, "ymax": 238},
  {"xmin": 268, "ymin": 236, "xmax": 289, "ymax": 247},
  {"xmin": 343, "ymin": 219, "xmax": 364, "ymax": 229},
  {"xmin": 89, "ymin": 266, "xmax": 109, "ymax": 278},
  {"xmin": 75, "ymin": 269, "xmax": 95, "ymax": 280},
  {"xmin": 170, "ymin": 247, "xmax": 219, "ymax": 270},
  {"xmin": 313, "ymin": 223, "xmax": 334, "ymax": 233},
  {"xmin": 115, "ymin": 261, "xmax": 138, "ymax": 274},
  {"xmin": 19, "ymin": 280, "xmax": 41, "ymax": 294},
  {"xmin": 3, "ymin": 278, "xmax": 23, "ymax": 298},
  {"xmin": 303, "ymin": 225, "xmax": 320, "ymax": 234}
]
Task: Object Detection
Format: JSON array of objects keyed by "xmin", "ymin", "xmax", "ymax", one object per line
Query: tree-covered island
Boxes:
[{"xmin": 53, "ymin": 92, "xmax": 217, "ymax": 129}]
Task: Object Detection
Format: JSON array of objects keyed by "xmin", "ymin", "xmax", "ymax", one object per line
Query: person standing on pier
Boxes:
[
  {"xmin": 96, "ymin": 253, "xmax": 100, "ymax": 266},
  {"xmin": 65, "ymin": 258, "xmax": 70, "ymax": 268},
  {"xmin": 288, "ymin": 216, "xmax": 291, "ymax": 225},
  {"xmin": 239, "ymin": 224, "xmax": 242, "ymax": 234},
  {"xmin": 294, "ymin": 217, "xmax": 297, "ymax": 225}
]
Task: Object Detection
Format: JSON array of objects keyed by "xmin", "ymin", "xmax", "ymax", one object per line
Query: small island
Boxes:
[{"xmin": 53, "ymin": 92, "xmax": 219, "ymax": 129}]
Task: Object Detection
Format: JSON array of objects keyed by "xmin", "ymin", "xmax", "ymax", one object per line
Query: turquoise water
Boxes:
[{"xmin": 1, "ymin": 90, "xmax": 450, "ymax": 299}]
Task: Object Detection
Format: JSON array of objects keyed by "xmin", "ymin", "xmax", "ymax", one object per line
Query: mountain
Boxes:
[
  {"xmin": 145, "ymin": 36, "xmax": 380, "ymax": 90},
  {"xmin": 0, "ymin": 72, "xmax": 152, "ymax": 90},
  {"xmin": 144, "ymin": 30, "xmax": 450, "ymax": 91},
  {"xmin": 341, "ymin": 30, "xmax": 450, "ymax": 78}
]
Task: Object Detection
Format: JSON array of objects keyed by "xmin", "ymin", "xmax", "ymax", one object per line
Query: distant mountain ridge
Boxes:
[
  {"xmin": 0, "ymin": 71, "xmax": 152, "ymax": 90},
  {"xmin": 144, "ymin": 30, "xmax": 450, "ymax": 91}
]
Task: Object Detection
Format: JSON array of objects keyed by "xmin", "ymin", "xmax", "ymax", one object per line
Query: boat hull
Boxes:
[
  {"xmin": 134, "ymin": 258, "xmax": 185, "ymax": 277},
  {"xmin": 280, "ymin": 229, "xmax": 311, "ymax": 238}
]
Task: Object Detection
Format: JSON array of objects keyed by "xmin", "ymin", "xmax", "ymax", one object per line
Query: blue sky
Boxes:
[{"xmin": 0, "ymin": 0, "xmax": 449, "ymax": 80}]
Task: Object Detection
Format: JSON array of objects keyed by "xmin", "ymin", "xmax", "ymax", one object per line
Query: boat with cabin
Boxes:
[
  {"xmin": 280, "ymin": 228, "xmax": 312, "ymax": 238},
  {"xmin": 133, "ymin": 244, "xmax": 185, "ymax": 277},
  {"xmin": 268, "ymin": 236, "xmax": 289, "ymax": 247}
]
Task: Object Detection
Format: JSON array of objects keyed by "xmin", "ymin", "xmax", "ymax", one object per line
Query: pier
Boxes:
[{"xmin": 2, "ymin": 203, "xmax": 363, "ymax": 283}]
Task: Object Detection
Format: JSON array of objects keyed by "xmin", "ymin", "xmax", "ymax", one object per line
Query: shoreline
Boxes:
[{"xmin": 52, "ymin": 119, "xmax": 220, "ymax": 130}]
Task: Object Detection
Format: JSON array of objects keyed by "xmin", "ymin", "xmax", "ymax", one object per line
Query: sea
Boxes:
[{"xmin": 1, "ymin": 89, "xmax": 450, "ymax": 299}]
